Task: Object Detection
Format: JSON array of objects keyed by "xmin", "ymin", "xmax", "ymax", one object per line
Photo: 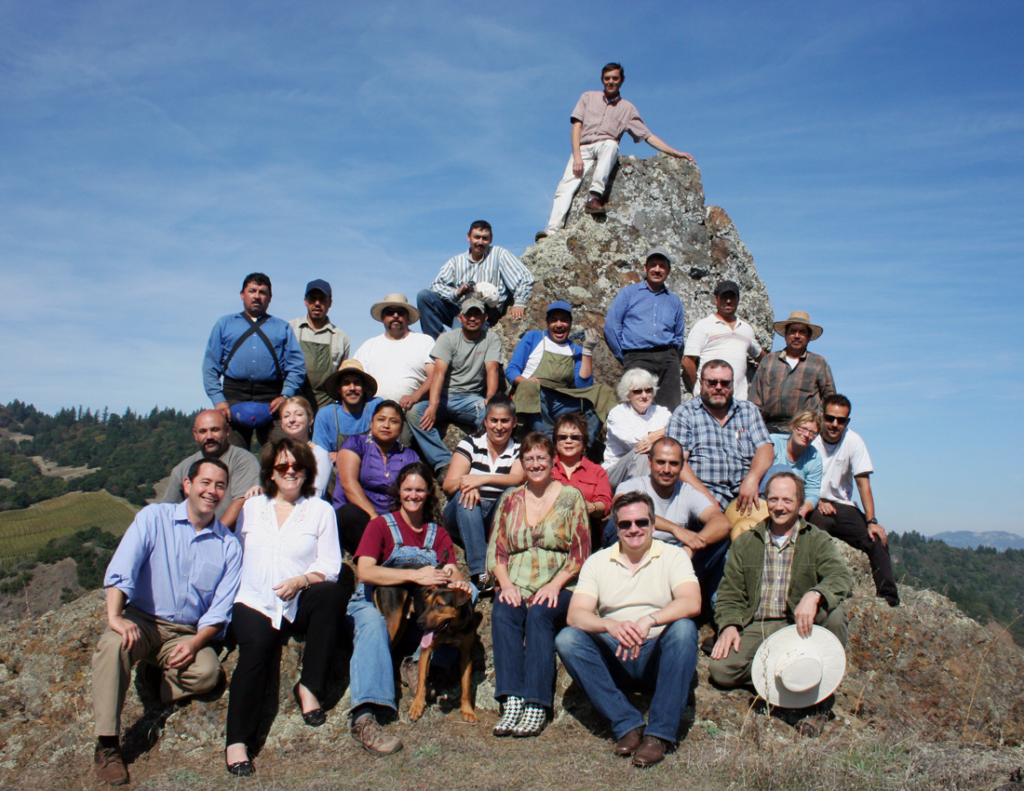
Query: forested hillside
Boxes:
[
  {"xmin": 0, "ymin": 400, "xmax": 196, "ymax": 508},
  {"xmin": 890, "ymin": 530, "xmax": 1024, "ymax": 645}
]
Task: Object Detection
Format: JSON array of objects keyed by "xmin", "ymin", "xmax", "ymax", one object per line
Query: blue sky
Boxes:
[{"xmin": 1, "ymin": 1, "xmax": 1021, "ymax": 536}]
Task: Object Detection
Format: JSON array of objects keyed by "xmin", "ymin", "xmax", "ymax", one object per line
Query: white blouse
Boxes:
[
  {"xmin": 310, "ymin": 443, "xmax": 332, "ymax": 499},
  {"xmin": 234, "ymin": 495, "xmax": 341, "ymax": 629},
  {"xmin": 602, "ymin": 403, "xmax": 672, "ymax": 468}
]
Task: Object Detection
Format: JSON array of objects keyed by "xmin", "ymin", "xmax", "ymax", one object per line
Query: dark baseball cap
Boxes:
[
  {"xmin": 305, "ymin": 279, "xmax": 332, "ymax": 298},
  {"xmin": 714, "ymin": 280, "xmax": 740, "ymax": 297}
]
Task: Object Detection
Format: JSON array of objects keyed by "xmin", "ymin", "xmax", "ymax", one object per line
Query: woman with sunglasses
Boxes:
[
  {"xmin": 602, "ymin": 369, "xmax": 672, "ymax": 489},
  {"xmin": 333, "ymin": 400, "xmax": 419, "ymax": 554},
  {"xmin": 550, "ymin": 412, "xmax": 612, "ymax": 550},
  {"xmin": 225, "ymin": 437, "xmax": 345, "ymax": 777},
  {"xmin": 486, "ymin": 433, "xmax": 589, "ymax": 738}
]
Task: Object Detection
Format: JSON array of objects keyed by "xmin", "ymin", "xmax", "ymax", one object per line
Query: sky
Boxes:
[{"xmin": 1, "ymin": 1, "xmax": 1022, "ymax": 537}]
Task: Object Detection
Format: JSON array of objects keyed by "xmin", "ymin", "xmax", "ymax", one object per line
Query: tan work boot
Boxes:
[
  {"xmin": 94, "ymin": 744, "xmax": 129, "ymax": 785},
  {"xmin": 351, "ymin": 714, "xmax": 403, "ymax": 756}
]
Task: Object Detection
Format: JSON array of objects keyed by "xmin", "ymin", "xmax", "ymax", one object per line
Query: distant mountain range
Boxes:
[{"xmin": 931, "ymin": 531, "xmax": 1024, "ymax": 551}]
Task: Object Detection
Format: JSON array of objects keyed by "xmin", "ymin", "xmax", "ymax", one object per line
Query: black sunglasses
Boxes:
[
  {"xmin": 617, "ymin": 518, "xmax": 651, "ymax": 529},
  {"xmin": 823, "ymin": 415, "xmax": 851, "ymax": 425}
]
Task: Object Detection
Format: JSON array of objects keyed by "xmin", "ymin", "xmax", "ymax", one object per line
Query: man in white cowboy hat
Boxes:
[
  {"xmin": 288, "ymin": 279, "xmax": 351, "ymax": 412},
  {"xmin": 353, "ymin": 293, "xmax": 436, "ymax": 417},
  {"xmin": 709, "ymin": 471, "xmax": 852, "ymax": 691},
  {"xmin": 311, "ymin": 360, "xmax": 383, "ymax": 462},
  {"xmin": 417, "ymin": 220, "xmax": 535, "ymax": 340},
  {"xmin": 750, "ymin": 310, "xmax": 836, "ymax": 433}
]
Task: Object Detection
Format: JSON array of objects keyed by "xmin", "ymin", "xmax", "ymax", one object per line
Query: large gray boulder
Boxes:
[{"xmin": 492, "ymin": 153, "xmax": 774, "ymax": 393}]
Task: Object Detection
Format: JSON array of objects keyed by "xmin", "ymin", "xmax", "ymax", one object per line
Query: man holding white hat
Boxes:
[
  {"xmin": 709, "ymin": 471, "xmax": 852, "ymax": 691},
  {"xmin": 750, "ymin": 310, "xmax": 836, "ymax": 433}
]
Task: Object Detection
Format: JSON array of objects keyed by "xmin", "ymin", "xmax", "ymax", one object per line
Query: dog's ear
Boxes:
[{"xmin": 452, "ymin": 587, "xmax": 472, "ymax": 607}]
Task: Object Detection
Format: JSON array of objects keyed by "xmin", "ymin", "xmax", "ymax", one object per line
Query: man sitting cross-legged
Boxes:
[{"xmin": 555, "ymin": 490, "xmax": 701, "ymax": 768}]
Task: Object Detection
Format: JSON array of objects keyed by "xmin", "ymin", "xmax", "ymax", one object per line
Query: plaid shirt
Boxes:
[
  {"xmin": 428, "ymin": 244, "xmax": 535, "ymax": 307},
  {"xmin": 666, "ymin": 397, "xmax": 771, "ymax": 508},
  {"xmin": 753, "ymin": 527, "xmax": 798, "ymax": 621},
  {"xmin": 750, "ymin": 350, "xmax": 835, "ymax": 426}
]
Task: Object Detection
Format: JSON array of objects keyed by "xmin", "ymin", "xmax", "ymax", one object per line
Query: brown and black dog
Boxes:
[{"xmin": 373, "ymin": 566, "xmax": 478, "ymax": 723}]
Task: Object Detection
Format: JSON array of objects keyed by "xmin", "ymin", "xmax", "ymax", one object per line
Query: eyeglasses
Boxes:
[
  {"xmin": 555, "ymin": 433, "xmax": 583, "ymax": 442},
  {"xmin": 382, "ymin": 307, "xmax": 408, "ymax": 318},
  {"xmin": 617, "ymin": 518, "xmax": 651, "ymax": 529},
  {"xmin": 522, "ymin": 455, "xmax": 551, "ymax": 465},
  {"xmin": 702, "ymin": 378, "xmax": 734, "ymax": 389},
  {"xmin": 823, "ymin": 415, "xmax": 851, "ymax": 425},
  {"xmin": 631, "ymin": 388, "xmax": 654, "ymax": 395},
  {"xmin": 793, "ymin": 426, "xmax": 818, "ymax": 438},
  {"xmin": 273, "ymin": 462, "xmax": 305, "ymax": 474}
]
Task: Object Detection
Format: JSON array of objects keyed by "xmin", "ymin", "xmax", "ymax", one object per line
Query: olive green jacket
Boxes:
[{"xmin": 713, "ymin": 519, "xmax": 853, "ymax": 632}]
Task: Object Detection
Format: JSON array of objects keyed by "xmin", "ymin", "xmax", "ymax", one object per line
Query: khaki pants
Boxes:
[
  {"xmin": 708, "ymin": 605, "xmax": 848, "ymax": 689},
  {"xmin": 92, "ymin": 607, "xmax": 222, "ymax": 737}
]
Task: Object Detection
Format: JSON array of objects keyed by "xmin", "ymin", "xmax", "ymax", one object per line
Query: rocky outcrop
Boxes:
[{"xmin": 491, "ymin": 154, "xmax": 774, "ymax": 390}]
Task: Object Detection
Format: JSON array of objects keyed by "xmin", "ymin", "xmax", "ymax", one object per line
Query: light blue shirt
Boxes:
[
  {"xmin": 603, "ymin": 280, "xmax": 686, "ymax": 362},
  {"xmin": 104, "ymin": 502, "xmax": 243, "ymax": 634},
  {"xmin": 769, "ymin": 434, "xmax": 823, "ymax": 506}
]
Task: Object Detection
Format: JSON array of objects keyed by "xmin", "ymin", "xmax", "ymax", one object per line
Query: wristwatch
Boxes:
[{"xmin": 866, "ymin": 518, "xmax": 878, "ymax": 525}]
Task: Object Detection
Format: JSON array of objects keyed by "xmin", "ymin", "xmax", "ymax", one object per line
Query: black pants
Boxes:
[
  {"xmin": 808, "ymin": 502, "xmax": 900, "ymax": 606},
  {"xmin": 225, "ymin": 582, "xmax": 347, "ymax": 747},
  {"xmin": 622, "ymin": 348, "xmax": 682, "ymax": 411},
  {"xmin": 336, "ymin": 504, "xmax": 373, "ymax": 556}
]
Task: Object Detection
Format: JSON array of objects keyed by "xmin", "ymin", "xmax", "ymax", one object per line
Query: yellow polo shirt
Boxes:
[{"xmin": 574, "ymin": 540, "xmax": 697, "ymax": 637}]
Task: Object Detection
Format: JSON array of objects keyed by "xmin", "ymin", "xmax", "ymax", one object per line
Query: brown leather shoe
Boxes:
[
  {"xmin": 351, "ymin": 714, "xmax": 403, "ymax": 756},
  {"xmin": 94, "ymin": 745, "xmax": 129, "ymax": 785},
  {"xmin": 535, "ymin": 231, "xmax": 549, "ymax": 242},
  {"xmin": 584, "ymin": 197, "xmax": 606, "ymax": 214},
  {"xmin": 632, "ymin": 735, "xmax": 671, "ymax": 768},
  {"xmin": 613, "ymin": 726, "xmax": 645, "ymax": 756}
]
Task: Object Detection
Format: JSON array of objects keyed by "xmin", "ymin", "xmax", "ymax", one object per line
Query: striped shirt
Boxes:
[
  {"xmin": 428, "ymin": 245, "xmax": 534, "ymax": 307},
  {"xmin": 571, "ymin": 91, "xmax": 651, "ymax": 145},
  {"xmin": 753, "ymin": 527, "xmax": 798, "ymax": 621},
  {"xmin": 452, "ymin": 434, "xmax": 521, "ymax": 502}
]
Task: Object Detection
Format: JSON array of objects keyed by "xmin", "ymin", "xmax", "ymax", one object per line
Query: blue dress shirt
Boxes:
[
  {"xmin": 104, "ymin": 502, "xmax": 243, "ymax": 634},
  {"xmin": 202, "ymin": 312, "xmax": 307, "ymax": 404},
  {"xmin": 603, "ymin": 281, "xmax": 686, "ymax": 362}
]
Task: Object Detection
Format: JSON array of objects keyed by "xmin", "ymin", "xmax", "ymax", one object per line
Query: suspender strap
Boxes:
[
  {"xmin": 222, "ymin": 314, "xmax": 284, "ymax": 380},
  {"xmin": 423, "ymin": 522, "xmax": 437, "ymax": 550},
  {"xmin": 383, "ymin": 513, "xmax": 404, "ymax": 548}
]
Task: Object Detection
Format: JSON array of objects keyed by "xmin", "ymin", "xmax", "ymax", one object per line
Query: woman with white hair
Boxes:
[{"xmin": 602, "ymin": 368, "xmax": 673, "ymax": 489}]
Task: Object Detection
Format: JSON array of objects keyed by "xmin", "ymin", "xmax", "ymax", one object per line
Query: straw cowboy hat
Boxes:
[
  {"xmin": 752, "ymin": 625, "xmax": 847, "ymax": 708},
  {"xmin": 773, "ymin": 310, "xmax": 823, "ymax": 341},
  {"xmin": 724, "ymin": 498, "xmax": 770, "ymax": 541},
  {"xmin": 370, "ymin": 293, "xmax": 420, "ymax": 324},
  {"xmin": 322, "ymin": 359, "xmax": 378, "ymax": 401}
]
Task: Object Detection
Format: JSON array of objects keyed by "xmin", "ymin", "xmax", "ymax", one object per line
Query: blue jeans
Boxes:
[
  {"xmin": 555, "ymin": 619, "xmax": 698, "ymax": 743},
  {"xmin": 690, "ymin": 539, "xmax": 730, "ymax": 618},
  {"xmin": 408, "ymin": 394, "xmax": 486, "ymax": 472},
  {"xmin": 443, "ymin": 496, "xmax": 499, "ymax": 576},
  {"xmin": 521, "ymin": 389, "xmax": 602, "ymax": 441},
  {"xmin": 417, "ymin": 289, "xmax": 506, "ymax": 340},
  {"xmin": 491, "ymin": 590, "xmax": 572, "ymax": 707}
]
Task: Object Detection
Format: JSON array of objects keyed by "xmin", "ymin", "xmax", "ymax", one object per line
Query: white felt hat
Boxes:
[{"xmin": 752, "ymin": 625, "xmax": 846, "ymax": 708}]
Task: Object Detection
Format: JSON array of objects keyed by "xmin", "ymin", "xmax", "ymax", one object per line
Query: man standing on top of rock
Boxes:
[
  {"xmin": 162, "ymin": 409, "xmax": 260, "ymax": 530},
  {"xmin": 603, "ymin": 247, "xmax": 687, "ymax": 410},
  {"xmin": 536, "ymin": 63, "xmax": 694, "ymax": 240},
  {"xmin": 92, "ymin": 458, "xmax": 242, "ymax": 786},
  {"xmin": 683, "ymin": 280, "xmax": 764, "ymax": 401},
  {"xmin": 506, "ymin": 301, "xmax": 617, "ymax": 439},
  {"xmin": 808, "ymin": 394, "xmax": 899, "ymax": 607},
  {"xmin": 203, "ymin": 273, "xmax": 307, "ymax": 450},
  {"xmin": 417, "ymin": 220, "xmax": 535, "ymax": 340},
  {"xmin": 288, "ymin": 279, "xmax": 350, "ymax": 413},
  {"xmin": 750, "ymin": 310, "xmax": 836, "ymax": 433}
]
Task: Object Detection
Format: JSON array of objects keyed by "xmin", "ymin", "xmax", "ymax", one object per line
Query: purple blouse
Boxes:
[{"xmin": 332, "ymin": 432, "xmax": 420, "ymax": 512}]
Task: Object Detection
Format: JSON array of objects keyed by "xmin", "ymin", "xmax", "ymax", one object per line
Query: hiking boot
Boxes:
[
  {"xmin": 399, "ymin": 657, "xmax": 419, "ymax": 689},
  {"xmin": 351, "ymin": 714, "xmax": 403, "ymax": 756},
  {"xmin": 94, "ymin": 744, "xmax": 129, "ymax": 786}
]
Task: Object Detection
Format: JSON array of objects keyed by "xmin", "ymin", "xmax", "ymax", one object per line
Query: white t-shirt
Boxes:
[
  {"xmin": 683, "ymin": 314, "xmax": 761, "ymax": 400},
  {"xmin": 521, "ymin": 336, "xmax": 573, "ymax": 379},
  {"xmin": 812, "ymin": 429, "xmax": 873, "ymax": 506},
  {"xmin": 354, "ymin": 332, "xmax": 435, "ymax": 402},
  {"xmin": 602, "ymin": 403, "xmax": 672, "ymax": 468}
]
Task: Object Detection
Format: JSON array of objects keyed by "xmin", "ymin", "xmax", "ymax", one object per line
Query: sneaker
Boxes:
[
  {"xmin": 475, "ymin": 572, "xmax": 494, "ymax": 595},
  {"xmin": 94, "ymin": 744, "xmax": 129, "ymax": 786},
  {"xmin": 351, "ymin": 714, "xmax": 403, "ymax": 756}
]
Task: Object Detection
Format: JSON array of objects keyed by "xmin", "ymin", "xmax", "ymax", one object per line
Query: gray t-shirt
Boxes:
[
  {"xmin": 162, "ymin": 444, "xmax": 260, "ymax": 520},
  {"xmin": 614, "ymin": 476, "xmax": 716, "ymax": 545},
  {"xmin": 431, "ymin": 328, "xmax": 502, "ymax": 395}
]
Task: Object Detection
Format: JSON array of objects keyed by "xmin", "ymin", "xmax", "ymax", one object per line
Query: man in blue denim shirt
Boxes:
[{"xmin": 91, "ymin": 458, "xmax": 242, "ymax": 785}]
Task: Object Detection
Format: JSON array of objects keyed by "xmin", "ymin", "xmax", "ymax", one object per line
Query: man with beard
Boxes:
[
  {"xmin": 311, "ymin": 360, "xmax": 382, "ymax": 463},
  {"xmin": 163, "ymin": 410, "xmax": 259, "ymax": 530}
]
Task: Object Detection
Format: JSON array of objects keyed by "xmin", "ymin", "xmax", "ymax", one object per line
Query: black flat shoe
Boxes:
[
  {"xmin": 225, "ymin": 749, "xmax": 255, "ymax": 777},
  {"xmin": 293, "ymin": 683, "xmax": 327, "ymax": 727}
]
